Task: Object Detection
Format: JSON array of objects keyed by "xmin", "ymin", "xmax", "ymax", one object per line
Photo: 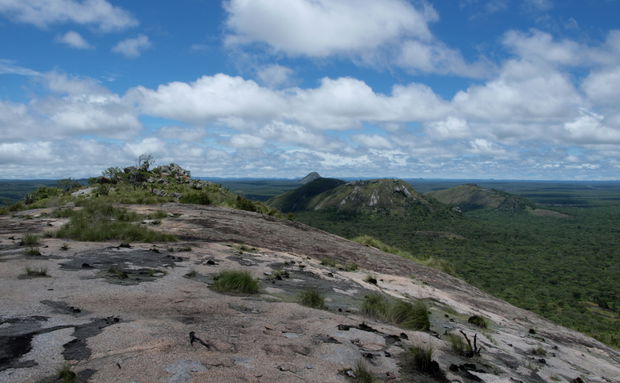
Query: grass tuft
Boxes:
[
  {"xmin": 530, "ymin": 346, "xmax": 547, "ymax": 356},
  {"xmin": 24, "ymin": 266, "xmax": 48, "ymax": 277},
  {"xmin": 56, "ymin": 363, "xmax": 77, "ymax": 383},
  {"xmin": 403, "ymin": 344, "xmax": 444, "ymax": 378},
  {"xmin": 468, "ymin": 315, "xmax": 488, "ymax": 328},
  {"xmin": 298, "ymin": 288, "xmax": 325, "ymax": 309},
  {"xmin": 148, "ymin": 210, "xmax": 169, "ymax": 219},
  {"xmin": 360, "ymin": 293, "xmax": 430, "ymax": 331},
  {"xmin": 55, "ymin": 200, "xmax": 176, "ymax": 242},
  {"xmin": 447, "ymin": 333, "xmax": 469, "ymax": 356},
  {"xmin": 108, "ymin": 266, "xmax": 128, "ymax": 280},
  {"xmin": 185, "ymin": 269, "xmax": 198, "ymax": 278},
  {"xmin": 342, "ymin": 262, "xmax": 358, "ymax": 271},
  {"xmin": 267, "ymin": 269, "xmax": 290, "ymax": 280},
  {"xmin": 24, "ymin": 247, "xmax": 42, "ymax": 256},
  {"xmin": 211, "ymin": 270, "xmax": 260, "ymax": 294},
  {"xmin": 353, "ymin": 360, "xmax": 376, "ymax": 383},
  {"xmin": 21, "ymin": 233, "xmax": 40, "ymax": 246},
  {"xmin": 387, "ymin": 300, "xmax": 430, "ymax": 331},
  {"xmin": 320, "ymin": 257, "xmax": 337, "ymax": 267},
  {"xmin": 361, "ymin": 293, "xmax": 390, "ymax": 319}
]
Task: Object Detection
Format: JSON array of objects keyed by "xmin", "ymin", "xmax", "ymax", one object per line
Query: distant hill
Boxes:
[
  {"xmin": 270, "ymin": 178, "xmax": 448, "ymax": 216},
  {"xmin": 426, "ymin": 183, "xmax": 534, "ymax": 212},
  {"xmin": 299, "ymin": 172, "xmax": 321, "ymax": 184},
  {"xmin": 268, "ymin": 177, "xmax": 346, "ymax": 212}
]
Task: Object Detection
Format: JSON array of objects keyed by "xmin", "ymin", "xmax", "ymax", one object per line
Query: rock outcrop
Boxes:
[{"xmin": 0, "ymin": 204, "xmax": 618, "ymax": 382}]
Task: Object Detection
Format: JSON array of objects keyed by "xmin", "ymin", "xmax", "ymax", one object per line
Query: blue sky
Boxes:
[{"xmin": 1, "ymin": 0, "xmax": 620, "ymax": 180}]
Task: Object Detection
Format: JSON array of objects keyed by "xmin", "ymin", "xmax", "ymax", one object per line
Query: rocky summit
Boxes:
[
  {"xmin": 0, "ymin": 202, "xmax": 619, "ymax": 383},
  {"xmin": 299, "ymin": 172, "xmax": 322, "ymax": 185},
  {"xmin": 270, "ymin": 178, "xmax": 445, "ymax": 217},
  {"xmin": 426, "ymin": 184, "xmax": 533, "ymax": 213}
]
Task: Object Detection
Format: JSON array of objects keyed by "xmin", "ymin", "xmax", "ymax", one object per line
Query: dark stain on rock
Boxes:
[
  {"xmin": 0, "ymin": 333, "xmax": 37, "ymax": 371},
  {"xmin": 0, "ymin": 316, "xmax": 74, "ymax": 372},
  {"xmin": 60, "ymin": 247, "xmax": 185, "ymax": 285},
  {"xmin": 40, "ymin": 301, "xmax": 87, "ymax": 317},
  {"xmin": 63, "ymin": 316, "xmax": 121, "ymax": 361}
]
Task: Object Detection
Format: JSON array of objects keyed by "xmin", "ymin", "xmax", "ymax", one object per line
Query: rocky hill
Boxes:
[
  {"xmin": 270, "ymin": 179, "xmax": 446, "ymax": 216},
  {"xmin": 427, "ymin": 184, "xmax": 534, "ymax": 212},
  {"xmin": 299, "ymin": 172, "xmax": 322, "ymax": 184},
  {"xmin": 268, "ymin": 178, "xmax": 346, "ymax": 212}
]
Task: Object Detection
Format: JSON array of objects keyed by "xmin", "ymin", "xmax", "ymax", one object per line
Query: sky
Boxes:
[{"xmin": 1, "ymin": 0, "xmax": 620, "ymax": 180}]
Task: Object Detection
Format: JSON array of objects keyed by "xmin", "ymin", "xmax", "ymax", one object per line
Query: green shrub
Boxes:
[
  {"xmin": 8, "ymin": 202, "xmax": 25, "ymax": 212},
  {"xmin": 56, "ymin": 178, "xmax": 82, "ymax": 192},
  {"xmin": 235, "ymin": 195, "xmax": 259, "ymax": 212},
  {"xmin": 352, "ymin": 235, "xmax": 410, "ymax": 257},
  {"xmin": 420, "ymin": 257, "xmax": 458, "ymax": 276},
  {"xmin": 530, "ymin": 346, "xmax": 547, "ymax": 356},
  {"xmin": 343, "ymin": 262, "xmax": 358, "ymax": 271},
  {"xmin": 353, "ymin": 360, "xmax": 376, "ymax": 383},
  {"xmin": 211, "ymin": 270, "xmax": 260, "ymax": 294},
  {"xmin": 320, "ymin": 258, "xmax": 337, "ymax": 267},
  {"xmin": 21, "ymin": 233, "xmax": 40, "ymax": 246},
  {"xmin": 52, "ymin": 208, "xmax": 74, "ymax": 218},
  {"xmin": 148, "ymin": 210, "xmax": 169, "ymax": 219},
  {"xmin": 298, "ymin": 288, "xmax": 325, "ymax": 309},
  {"xmin": 468, "ymin": 315, "xmax": 488, "ymax": 329},
  {"xmin": 180, "ymin": 192, "xmax": 211, "ymax": 205},
  {"xmin": 24, "ymin": 186, "xmax": 62, "ymax": 205},
  {"xmin": 95, "ymin": 184, "xmax": 111, "ymax": 196}
]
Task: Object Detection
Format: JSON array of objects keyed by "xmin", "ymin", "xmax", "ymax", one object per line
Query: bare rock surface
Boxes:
[{"xmin": 0, "ymin": 204, "xmax": 618, "ymax": 383}]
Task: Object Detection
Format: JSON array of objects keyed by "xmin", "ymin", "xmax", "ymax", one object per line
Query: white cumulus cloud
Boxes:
[
  {"xmin": 256, "ymin": 64, "xmax": 294, "ymax": 88},
  {"xmin": 112, "ymin": 34, "xmax": 151, "ymax": 58},
  {"xmin": 224, "ymin": 0, "xmax": 434, "ymax": 57},
  {"xmin": 56, "ymin": 30, "xmax": 92, "ymax": 49},
  {"xmin": 0, "ymin": 0, "xmax": 137, "ymax": 32}
]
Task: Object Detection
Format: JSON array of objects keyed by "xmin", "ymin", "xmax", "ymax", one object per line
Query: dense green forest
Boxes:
[
  {"xmin": 0, "ymin": 180, "xmax": 61, "ymax": 205},
  {"xmin": 294, "ymin": 202, "xmax": 620, "ymax": 348}
]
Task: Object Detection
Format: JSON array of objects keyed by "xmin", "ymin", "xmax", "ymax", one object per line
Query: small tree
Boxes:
[
  {"xmin": 138, "ymin": 154, "xmax": 154, "ymax": 171},
  {"xmin": 57, "ymin": 178, "xmax": 81, "ymax": 192},
  {"xmin": 102, "ymin": 167, "xmax": 123, "ymax": 182}
]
